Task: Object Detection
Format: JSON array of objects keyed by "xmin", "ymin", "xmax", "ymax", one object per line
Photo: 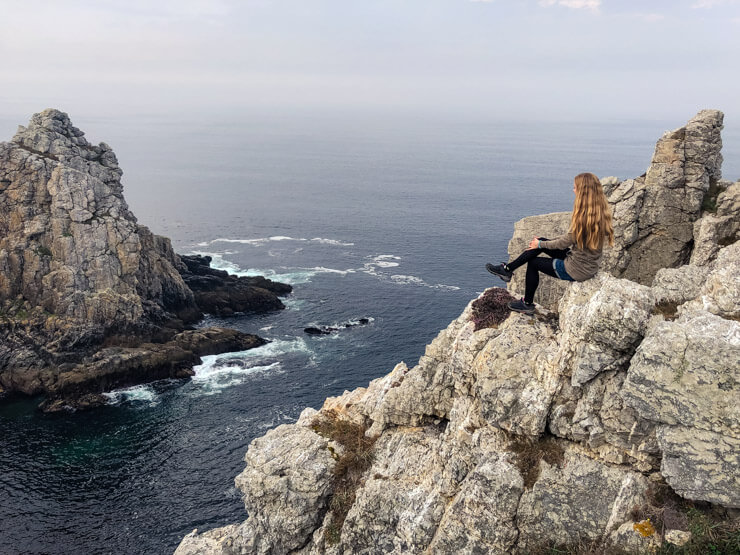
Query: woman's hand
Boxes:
[{"xmin": 527, "ymin": 237, "xmax": 540, "ymax": 250}]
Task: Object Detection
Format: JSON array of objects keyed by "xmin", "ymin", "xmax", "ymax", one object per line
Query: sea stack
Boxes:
[{"xmin": 0, "ymin": 109, "xmax": 291, "ymax": 410}]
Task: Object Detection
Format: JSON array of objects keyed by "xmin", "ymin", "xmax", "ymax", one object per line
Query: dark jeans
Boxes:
[{"xmin": 507, "ymin": 238, "xmax": 570, "ymax": 304}]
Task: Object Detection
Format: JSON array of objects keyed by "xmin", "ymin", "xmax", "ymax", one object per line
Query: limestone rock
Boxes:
[
  {"xmin": 622, "ymin": 310, "xmax": 739, "ymax": 436},
  {"xmin": 652, "ymin": 264, "xmax": 711, "ymax": 306},
  {"xmin": 174, "ymin": 525, "xmax": 239, "ymax": 555},
  {"xmin": 684, "ymin": 241, "xmax": 740, "ymax": 319},
  {"xmin": 473, "ymin": 314, "xmax": 559, "ymax": 437},
  {"xmin": 665, "ymin": 528, "xmax": 692, "ymax": 546},
  {"xmin": 514, "ymin": 447, "xmax": 650, "ymax": 552},
  {"xmin": 608, "ymin": 521, "xmax": 661, "ymax": 553},
  {"xmin": 426, "ymin": 454, "xmax": 522, "ymax": 554},
  {"xmin": 622, "ymin": 309, "xmax": 740, "ymax": 506},
  {"xmin": 229, "ymin": 424, "xmax": 336, "ymax": 554},
  {"xmin": 555, "ymin": 274, "xmax": 653, "ymax": 387},
  {"xmin": 333, "ymin": 427, "xmax": 449, "ymax": 554},
  {"xmin": 547, "ymin": 369, "xmax": 659, "ymax": 469},
  {"xmin": 600, "ymin": 175, "xmax": 621, "ymax": 197},
  {"xmin": 614, "ymin": 110, "xmax": 724, "ymax": 284},
  {"xmin": 657, "ymin": 425, "xmax": 740, "ymax": 508}
]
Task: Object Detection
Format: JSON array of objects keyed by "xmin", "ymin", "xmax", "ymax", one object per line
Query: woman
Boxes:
[{"xmin": 486, "ymin": 172, "xmax": 614, "ymax": 315}]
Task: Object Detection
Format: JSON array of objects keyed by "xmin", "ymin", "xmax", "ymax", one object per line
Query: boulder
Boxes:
[{"xmin": 622, "ymin": 309, "xmax": 740, "ymax": 506}]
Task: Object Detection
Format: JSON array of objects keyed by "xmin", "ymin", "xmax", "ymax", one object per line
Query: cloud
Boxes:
[
  {"xmin": 691, "ymin": 0, "xmax": 740, "ymax": 7},
  {"xmin": 539, "ymin": 0, "xmax": 601, "ymax": 11}
]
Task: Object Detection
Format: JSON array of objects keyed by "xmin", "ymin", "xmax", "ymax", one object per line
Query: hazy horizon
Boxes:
[{"xmin": 1, "ymin": 0, "xmax": 739, "ymax": 123}]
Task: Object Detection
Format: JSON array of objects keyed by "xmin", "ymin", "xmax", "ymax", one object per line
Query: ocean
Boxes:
[{"xmin": 1, "ymin": 110, "xmax": 738, "ymax": 554}]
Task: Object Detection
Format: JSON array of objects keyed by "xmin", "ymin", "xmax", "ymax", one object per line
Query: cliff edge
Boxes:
[
  {"xmin": 177, "ymin": 111, "xmax": 739, "ymax": 554},
  {"xmin": 0, "ymin": 109, "xmax": 291, "ymax": 410}
]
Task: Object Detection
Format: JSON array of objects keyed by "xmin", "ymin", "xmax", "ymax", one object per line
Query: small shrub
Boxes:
[
  {"xmin": 471, "ymin": 287, "xmax": 516, "ymax": 331},
  {"xmin": 311, "ymin": 410, "xmax": 377, "ymax": 546}
]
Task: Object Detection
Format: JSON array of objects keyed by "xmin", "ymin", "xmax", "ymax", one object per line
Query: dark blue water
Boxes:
[{"xmin": 1, "ymin": 110, "xmax": 738, "ymax": 554}]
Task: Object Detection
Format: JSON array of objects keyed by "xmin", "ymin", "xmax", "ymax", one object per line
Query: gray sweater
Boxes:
[{"xmin": 539, "ymin": 233, "xmax": 603, "ymax": 281}]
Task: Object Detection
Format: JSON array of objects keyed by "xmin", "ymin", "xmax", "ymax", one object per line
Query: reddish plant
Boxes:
[{"xmin": 471, "ymin": 287, "xmax": 516, "ymax": 331}]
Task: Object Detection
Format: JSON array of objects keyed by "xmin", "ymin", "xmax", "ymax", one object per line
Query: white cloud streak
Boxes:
[
  {"xmin": 691, "ymin": 0, "xmax": 740, "ymax": 8},
  {"xmin": 539, "ymin": 0, "xmax": 601, "ymax": 10}
]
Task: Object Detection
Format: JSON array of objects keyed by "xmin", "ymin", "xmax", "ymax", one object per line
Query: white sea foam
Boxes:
[
  {"xmin": 104, "ymin": 384, "xmax": 159, "ymax": 407},
  {"xmin": 359, "ymin": 254, "xmax": 459, "ymax": 290},
  {"xmin": 390, "ymin": 274, "xmax": 425, "ymax": 286},
  {"xmin": 189, "ymin": 338, "xmax": 314, "ymax": 394},
  {"xmin": 206, "ymin": 236, "xmax": 354, "ymax": 247},
  {"xmin": 191, "ymin": 360, "xmax": 281, "ymax": 394},
  {"xmin": 192, "ymin": 251, "xmax": 457, "ymax": 291},
  {"xmin": 193, "ymin": 252, "xmax": 355, "ymax": 284},
  {"xmin": 309, "ymin": 237, "xmax": 354, "ymax": 246}
]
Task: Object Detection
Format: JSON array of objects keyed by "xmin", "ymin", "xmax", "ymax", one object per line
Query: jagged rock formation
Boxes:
[
  {"xmin": 177, "ymin": 111, "xmax": 739, "ymax": 554},
  {"xmin": 508, "ymin": 110, "xmax": 732, "ymax": 309},
  {"xmin": 0, "ymin": 109, "xmax": 291, "ymax": 409}
]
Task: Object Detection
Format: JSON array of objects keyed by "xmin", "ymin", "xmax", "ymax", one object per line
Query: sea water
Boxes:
[{"xmin": 1, "ymin": 110, "xmax": 738, "ymax": 554}]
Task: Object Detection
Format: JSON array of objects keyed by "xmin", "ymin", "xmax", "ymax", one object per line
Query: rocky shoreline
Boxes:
[
  {"xmin": 0, "ymin": 109, "xmax": 291, "ymax": 411},
  {"xmin": 177, "ymin": 110, "xmax": 739, "ymax": 554}
]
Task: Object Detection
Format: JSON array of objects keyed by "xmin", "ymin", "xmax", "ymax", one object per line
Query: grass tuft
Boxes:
[{"xmin": 311, "ymin": 410, "xmax": 377, "ymax": 546}]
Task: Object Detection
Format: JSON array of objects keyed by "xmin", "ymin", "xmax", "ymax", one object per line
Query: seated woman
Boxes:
[{"xmin": 486, "ymin": 172, "xmax": 614, "ymax": 314}]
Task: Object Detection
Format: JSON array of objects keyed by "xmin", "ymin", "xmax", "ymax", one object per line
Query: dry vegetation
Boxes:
[
  {"xmin": 471, "ymin": 287, "xmax": 516, "ymax": 330},
  {"xmin": 507, "ymin": 434, "xmax": 565, "ymax": 489},
  {"xmin": 311, "ymin": 410, "xmax": 377, "ymax": 545}
]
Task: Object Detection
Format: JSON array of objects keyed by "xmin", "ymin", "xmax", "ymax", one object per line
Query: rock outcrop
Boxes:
[
  {"xmin": 0, "ymin": 109, "xmax": 291, "ymax": 409},
  {"xmin": 508, "ymin": 110, "xmax": 729, "ymax": 309},
  {"xmin": 177, "ymin": 111, "xmax": 739, "ymax": 554}
]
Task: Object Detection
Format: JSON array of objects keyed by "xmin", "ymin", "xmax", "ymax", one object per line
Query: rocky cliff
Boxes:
[
  {"xmin": 177, "ymin": 111, "xmax": 739, "ymax": 554},
  {"xmin": 0, "ymin": 109, "xmax": 291, "ymax": 410}
]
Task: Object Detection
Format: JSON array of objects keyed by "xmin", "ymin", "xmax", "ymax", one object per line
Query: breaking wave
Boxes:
[
  {"xmin": 189, "ymin": 338, "xmax": 314, "ymax": 395},
  {"xmin": 204, "ymin": 236, "xmax": 354, "ymax": 247},
  {"xmin": 104, "ymin": 384, "xmax": 160, "ymax": 407}
]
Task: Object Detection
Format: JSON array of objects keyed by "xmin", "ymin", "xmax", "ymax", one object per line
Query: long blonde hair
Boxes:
[{"xmin": 569, "ymin": 173, "xmax": 614, "ymax": 251}]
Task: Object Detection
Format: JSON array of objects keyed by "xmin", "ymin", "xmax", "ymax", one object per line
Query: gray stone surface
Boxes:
[
  {"xmin": 622, "ymin": 309, "xmax": 740, "ymax": 506},
  {"xmin": 515, "ymin": 448, "xmax": 650, "ymax": 552},
  {"xmin": 426, "ymin": 454, "xmax": 522, "ymax": 554},
  {"xmin": 473, "ymin": 315, "xmax": 559, "ymax": 437},
  {"xmin": 657, "ymin": 425, "xmax": 740, "ymax": 508},
  {"xmin": 555, "ymin": 274, "xmax": 653, "ymax": 387}
]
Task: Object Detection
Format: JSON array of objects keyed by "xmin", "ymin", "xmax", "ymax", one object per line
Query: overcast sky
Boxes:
[{"xmin": 0, "ymin": 0, "xmax": 739, "ymax": 122}]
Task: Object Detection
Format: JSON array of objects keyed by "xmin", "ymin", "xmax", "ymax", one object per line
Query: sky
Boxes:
[{"xmin": 0, "ymin": 0, "xmax": 739, "ymax": 122}]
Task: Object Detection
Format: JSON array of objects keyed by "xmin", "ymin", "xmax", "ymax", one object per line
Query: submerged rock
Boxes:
[{"xmin": 0, "ymin": 109, "xmax": 290, "ymax": 410}]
